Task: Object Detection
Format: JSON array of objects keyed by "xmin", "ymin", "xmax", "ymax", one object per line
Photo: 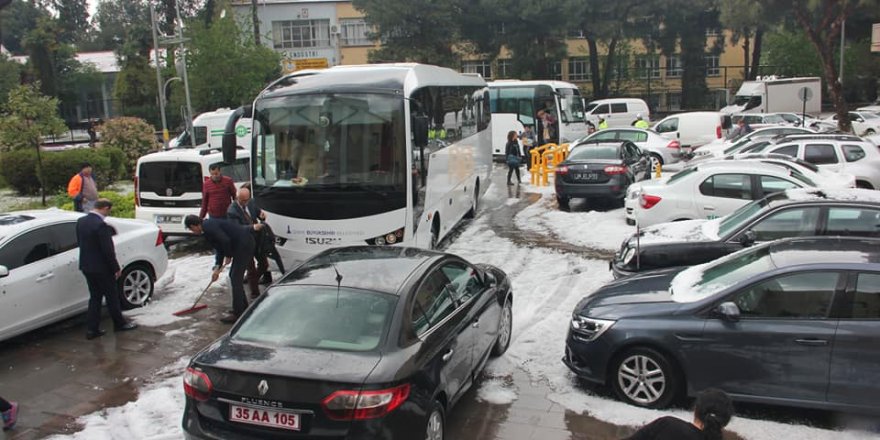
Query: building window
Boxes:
[
  {"xmin": 340, "ymin": 19, "xmax": 371, "ymax": 46},
  {"xmin": 636, "ymin": 56, "xmax": 660, "ymax": 79},
  {"xmin": 667, "ymin": 92, "xmax": 682, "ymax": 111},
  {"xmin": 551, "ymin": 61, "xmax": 563, "ymax": 80},
  {"xmin": 272, "ymin": 19, "xmax": 331, "ymax": 49},
  {"xmin": 462, "ymin": 60, "xmax": 492, "ymax": 79},
  {"xmin": 665, "ymin": 55, "xmax": 682, "ymax": 78},
  {"xmin": 497, "ymin": 59, "xmax": 512, "ymax": 79},
  {"xmin": 568, "ymin": 57, "xmax": 590, "ymax": 81},
  {"xmin": 706, "ymin": 55, "xmax": 721, "ymax": 77}
]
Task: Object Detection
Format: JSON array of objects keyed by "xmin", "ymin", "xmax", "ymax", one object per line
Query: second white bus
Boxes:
[{"xmin": 222, "ymin": 63, "xmax": 493, "ymax": 265}]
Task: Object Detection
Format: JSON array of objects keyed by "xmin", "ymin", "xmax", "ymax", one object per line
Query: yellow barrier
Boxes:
[{"xmin": 529, "ymin": 143, "xmax": 569, "ymax": 186}]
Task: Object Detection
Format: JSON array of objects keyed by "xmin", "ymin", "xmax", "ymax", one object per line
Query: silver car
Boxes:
[{"xmin": 576, "ymin": 128, "xmax": 681, "ymax": 169}]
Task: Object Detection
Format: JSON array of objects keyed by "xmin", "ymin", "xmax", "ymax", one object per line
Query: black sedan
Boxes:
[
  {"xmin": 555, "ymin": 140, "xmax": 651, "ymax": 209},
  {"xmin": 611, "ymin": 188, "xmax": 880, "ymax": 278},
  {"xmin": 182, "ymin": 246, "xmax": 512, "ymax": 440},
  {"xmin": 567, "ymin": 237, "xmax": 880, "ymax": 414}
]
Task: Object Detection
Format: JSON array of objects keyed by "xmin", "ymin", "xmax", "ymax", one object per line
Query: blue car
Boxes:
[{"xmin": 565, "ymin": 236, "xmax": 880, "ymax": 414}]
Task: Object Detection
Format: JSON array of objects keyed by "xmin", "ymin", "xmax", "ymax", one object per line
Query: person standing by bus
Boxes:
[
  {"xmin": 520, "ymin": 125, "xmax": 536, "ymax": 159},
  {"xmin": 505, "ymin": 130, "xmax": 522, "ymax": 185},
  {"xmin": 199, "ymin": 164, "xmax": 236, "ymax": 219}
]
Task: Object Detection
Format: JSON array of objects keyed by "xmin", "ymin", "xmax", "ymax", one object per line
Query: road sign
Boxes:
[{"xmin": 798, "ymin": 87, "xmax": 813, "ymax": 102}]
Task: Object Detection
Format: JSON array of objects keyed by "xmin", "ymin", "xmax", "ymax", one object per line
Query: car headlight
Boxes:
[
  {"xmin": 570, "ymin": 315, "xmax": 616, "ymax": 342},
  {"xmin": 621, "ymin": 246, "xmax": 637, "ymax": 265}
]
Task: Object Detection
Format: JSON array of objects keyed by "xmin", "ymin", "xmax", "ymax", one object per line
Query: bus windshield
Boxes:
[
  {"xmin": 251, "ymin": 92, "xmax": 407, "ymax": 220},
  {"xmin": 558, "ymin": 88, "xmax": 585, "ymax": 123}
]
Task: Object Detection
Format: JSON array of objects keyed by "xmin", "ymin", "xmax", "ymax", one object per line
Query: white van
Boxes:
[
  {"xmin": 169, "ymin": 108, "xmax": 253, "ymax": 150},
  {"xmin": 583, "ymin": 98, "xmax": 650, "ymax": 128},
  {"xmin": 652, "ymin": 111, "xmax": 733, "ymax": 150},
  {"xmin": 134, "ymin": 148, "xmax": 251, "ymax": 235}
]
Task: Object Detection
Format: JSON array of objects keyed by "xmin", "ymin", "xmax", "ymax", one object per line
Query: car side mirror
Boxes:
[
  {"xmin": 738, "ymin": 230, "xmax": 757, "ymax": 246},
  {"xmin": 0, "ymin": 265, "xmax": 8, "ymax": 278},
  {"xmin": 715, "ymin": 301, "xmax": 740, "ymax": 322}
]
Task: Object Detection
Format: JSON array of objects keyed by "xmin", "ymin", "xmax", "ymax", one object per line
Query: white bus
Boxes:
[
  {"xmin": 221, "ymin": 63, "xmax": 493, "ymax": 265},
  {"xmin": 488, "ymin": 80, "xmax": 588, "ymax": 156}
]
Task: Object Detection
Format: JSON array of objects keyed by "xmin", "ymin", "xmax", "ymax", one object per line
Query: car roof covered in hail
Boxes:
[
  {"xmin": 689, "ymin": 160, "xmax": 791, "ymax": 174},
  {"xmin": 772, "ymin": 187, "xmax": 880, "ymax": 204},
  {"xmin": 0, "ymin": 209, "xmax": 154, "ymax": 243},
  {"xmin": 277, "ymin": 246, "xmax": 443, "ymax": 295}
]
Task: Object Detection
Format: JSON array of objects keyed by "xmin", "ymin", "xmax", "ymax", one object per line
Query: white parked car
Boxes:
[
  {"xmin": 770, "ymin": 112, "xmax": 836, "ymax": 131},
  {"xmin": 575, "ymin": 128, "xmax": 681, "ymax": 167},
  {"xmin": 630, "ymin": 161, "xmax": 818, "ymax": 227},
  {"xmin": 823, "ymin": 111, "xmax": 880, "ymax": 136},
  {"xmin": 724, "ymin": 154, "xmax": 856, "ymax": 189},
  {"xmin": 759, "ymin": 136, "xmax": 880, "ymax": 189},
  {"xmin": 0, "ymin": 210, "xmax": 169, "ymax": 341},
  {"xmin": 652, "ymin": 111, "xmax": 732, "ymax": 150},
  {"xmin": 691, "ymin": 126, "xmax": 815, "ymax": 162}
]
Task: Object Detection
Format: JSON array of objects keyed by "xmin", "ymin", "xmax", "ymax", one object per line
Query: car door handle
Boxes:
[
  {"xmin": 703, "ymin": 205, "xmax": 716, "ymax": 211},
  {"xmin": 442, "ymin": 349, "xmax": 454, "ymax": 362},
  {"xmin": 794, "ymin": 338, "xmax": 828, "ymax": 346},
  {"xmin": 36, "ymin": 273, "xmax": 54, "ymax": 282}
]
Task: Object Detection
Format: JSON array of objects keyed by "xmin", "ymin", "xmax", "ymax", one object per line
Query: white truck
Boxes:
[
  {"xmin": 721, "ymin": 76, "xmax": 821, "ymax": 115},
  {"xmin": 169, "ymin": 108, "xmax": 253, "ymax": 149}
]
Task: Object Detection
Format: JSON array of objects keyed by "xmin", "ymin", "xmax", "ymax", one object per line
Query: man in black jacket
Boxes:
[
  {"xmin": 184, "ymin": 214, "xmax": 262, "ymax": 323},
  {"xmin": 227, "ymin": 187, "xmax": 267, "ymax": 298},
  {"xmin": 76, "ymin": 198, "xmax": 137, "ymax": 339}
]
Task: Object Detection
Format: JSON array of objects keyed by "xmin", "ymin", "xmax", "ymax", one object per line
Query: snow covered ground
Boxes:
[{"xmin": 52, "ymin": 179, "xmax": 878, "ymax": 439}]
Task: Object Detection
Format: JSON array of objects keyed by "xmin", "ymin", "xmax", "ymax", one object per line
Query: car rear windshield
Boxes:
[
  {"xmin": 138, "ymin": 161, "xmax": 202, "ymax": 194},
  {"xmin": 569, "ymin": 146, "xmax": 619, "ymax": 160},
  {"xmin": 232, "ymin": 286, "xmax": 397, "ymax": 352}
]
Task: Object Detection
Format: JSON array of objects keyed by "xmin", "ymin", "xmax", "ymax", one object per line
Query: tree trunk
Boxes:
[
  {"xmin": 252, "ymin": 0, "xmax": 261, "ymax": 46},
  {"xmin": 602, "ymin": 38, "xmax": 619, "ymax": 98},
  {"xmin": 35, "ymin": 144, "xmax": 46, "ymax": 206},
  {"xmin": 742, "ymin": 33, "xmax": 750, "ymax": 81},
  {"xmin": 749, "ymin": 28, "xmax": 763, "ymax": 80},
  {"xmin": 587, "ymin": 37, "xmax": 601, "ymax": 99}
]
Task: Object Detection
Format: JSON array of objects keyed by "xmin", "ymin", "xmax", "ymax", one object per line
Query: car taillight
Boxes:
[
  {"xmin": 322, "ymin": 384, "xmax": 410, "ymax": 421},
  {"xmin": 556, "ymin": 165, "xmax": 569, "ymax": 175},
  {"xmin": 183, "ymin": 367, "xmax": 212, "ymax": 401},
  {"xmin": 133, "ymin": 176, "xmax": 140, "ymax": 207},
  {"xmin": 716, "ymin": 125, "xmax": 722, "ymax": 139},
  {"xmin": 604, "ymin": 165, "xmax": 627, "ymax": 175},
  {"xmin": 156, "ymin": 230, "xmax": 165, "ymax": 246},
  {"xmin": 640, "ymin": 194, "xmax": 662, "ymax": 209},
  {"xmin": 666, "ymin": 140, "xmax": 680, "ymax": 149}
]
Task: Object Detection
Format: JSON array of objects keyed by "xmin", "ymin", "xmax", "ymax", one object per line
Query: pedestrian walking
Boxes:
[
  {"xmin": 87, "ymin": 120, "xmax": 97, "ymax": 147},
  {"xmin": 1, "ymin": 396, "xmax": 18, "ymax": 430},
  {"xmin": 76, "ymin": 198, "xmax": 138, "ymax": 340},
  {"xmin": 199, "ymin": 163, "xmax": 236, "ymax": 219},
  {"xmin": 519, "ymin": 125, "xmax": 537, "ymax": 160},
  {"xmin": 227, "ymin": 187, "xmax": 268, "ymax": 298},
  {"xmin": 67, "ymin": 162, "xmax": 99, "ymax": 212},
  {"xmin": 624, "ymin": 388, "xmax": 733, "ymax": 440},
  {"xmin": 726, "ymin": 119, "xmax": 753, "ymax": 141},
  {"xmin": 184, "ymin": 214, "xmax": 262, "ymax": 323},
  {"xmin": 505, "ymin": 130, "xmax": 522, "ymax": 185}
]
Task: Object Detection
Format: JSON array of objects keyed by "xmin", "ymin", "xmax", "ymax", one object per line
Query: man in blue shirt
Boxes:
[{"xmin": 184, "ymin": 215, "xmax": 263, "ymax": 323}]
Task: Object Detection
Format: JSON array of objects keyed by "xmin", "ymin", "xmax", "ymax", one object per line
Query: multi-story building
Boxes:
[{"xmin": 233, "ymin": 0, "xmax": 752, "ymax": 110}]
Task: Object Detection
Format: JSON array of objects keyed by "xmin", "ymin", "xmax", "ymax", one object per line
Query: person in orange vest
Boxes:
[{"xmin": 67, "ymin": 162, "xmax": 99, "ymax": 212}]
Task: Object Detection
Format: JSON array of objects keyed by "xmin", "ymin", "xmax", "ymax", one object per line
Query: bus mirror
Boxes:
[
  {"xmin": 223, "ymin": 105, "xmax": 252, "ymax": 163},
  {"xmin": 413, "ymin": 116, "xmax": 429, "ymax": 147}
]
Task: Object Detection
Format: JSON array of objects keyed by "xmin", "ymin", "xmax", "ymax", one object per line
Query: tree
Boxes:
[
  {"xmin": 22, "ymin": 17, "xmax": 64, "ymax": 97},
  {"xmin": 0, "ymin": 0, "xmax": 49, "ymax": 54},
  {"xmin": 353, "ymin": 0, "xmax": 464, "ymax": 66},
  {"xmin": 251, "ymin": 0, "xmax": 261, "ymax": 46},
  {"xmin": 0, "ymin": 83, "xmax": 67, "ymax": 205},
  {"xmin": 186, "ymin": 11, "xmax": 280, "ymax": 111},
  {"xmin": 766, "ymin": 0, "xmax": 880, "ymax": 132},
  {"xmin": 90, "ymin": 0, "xmax": 152, "ymax": 53},
  {"xmin": 0, "ymin": 54, "xmax": 21, "ymax": 104},
  {"xmin": 53, "ymin": 0, "xmax": 90, "ymax": 44}
]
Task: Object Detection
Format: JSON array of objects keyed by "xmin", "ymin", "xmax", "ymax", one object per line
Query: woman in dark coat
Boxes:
[{"xmin": 505, "ymin": 130, "xmax": 522, "ymax": 185}]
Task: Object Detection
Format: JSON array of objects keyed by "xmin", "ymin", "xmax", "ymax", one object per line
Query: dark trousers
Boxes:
[
  {"xmin": 0, "ymin": 396, "xmax": 11, "ymax": 411},
  {"xmin": 83, "ymin": 272, "xmax": 126, "ymax": 332},
  {"xmin": 230, "ymin": 238, "xmax": 255, "ymax": 315},
  {"xmin": 507, "ymin": 165, "xmax": 521, "ymax": 183},
  {"xmin": 246, "ymin": 255, "xmax": 269, "ymax": 296}
]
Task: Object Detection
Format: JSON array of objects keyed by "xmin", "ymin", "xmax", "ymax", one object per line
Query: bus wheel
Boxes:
[
  {"xmin": 466, "ymin": 182, "xmax": 480, "ymax": 218},
  {"xmin": 430, "ymin": 219, "xmax": 440, "ymax": 250}
]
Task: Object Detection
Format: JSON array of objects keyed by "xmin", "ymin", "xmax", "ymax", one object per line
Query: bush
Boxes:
[
  {"xmin": 57, "ymin": 191, "xmax": 135, "ymax": 218},
  {"xmin": 0, "ymin": 147, "xmax": 126, "ymax": 195},
  {"xmin": 99, "ymin": 117, "xmax": 159, "ymax": 174}
]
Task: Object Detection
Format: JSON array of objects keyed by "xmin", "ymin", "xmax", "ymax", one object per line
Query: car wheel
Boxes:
[
  {"xmin": 118, "ymin": 263, "xmax": 154, "ymax": 310},
  {"xmin": 856, "ymin": 181, "xmax": 874, "ymax": 190},
  {"xmin": 425, "ymin": 401, "xmax": 445, "ymax": 440},
  {"xmin": 611, "ymin": 347, "xmax": 679, "ymax": 408},
  {"xmin": 557, "ymin": 195, "xmax": 570, "ymax": 210},
  {"xmin": 867, "ymin": 129, "xmax": 876, "ymax": 135},
  {"xmin": 491, "ymin": 297, "xmax": 513, "ymax": 357},
  {"xmin": 649, "ymin": 153, "xmax": 662, "ymax": 175}
]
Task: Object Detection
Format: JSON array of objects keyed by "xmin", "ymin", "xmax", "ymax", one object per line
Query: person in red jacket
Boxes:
[{"xmin": 199, "ymin": 163, "xmax": 236, "ymax": 219}]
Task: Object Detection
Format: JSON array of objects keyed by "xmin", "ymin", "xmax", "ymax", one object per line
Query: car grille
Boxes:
[{"xmin": 139, "ymin": 198, "xmax": 202, "ymax": 208}]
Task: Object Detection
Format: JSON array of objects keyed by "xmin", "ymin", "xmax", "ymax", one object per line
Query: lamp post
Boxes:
[
  {"xmin": 155, "ymin": 3, "xmax": 195, "ymax": 148},
  {"xmin": 150, "ymin": 4, "xmax": 169, "ymax": 148}
]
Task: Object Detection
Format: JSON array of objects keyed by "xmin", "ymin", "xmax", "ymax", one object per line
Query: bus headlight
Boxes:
[{"xmin": 366, "ymin": 228, "xmax": 405, "ymax": 245}]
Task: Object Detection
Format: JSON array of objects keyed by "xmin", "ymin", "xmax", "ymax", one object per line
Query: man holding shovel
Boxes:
[{"xmin": 184, "ymin": 215, "xmax": 263, "ymax": 323}]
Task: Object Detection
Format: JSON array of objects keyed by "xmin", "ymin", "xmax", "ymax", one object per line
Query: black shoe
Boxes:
[
  {"xmin": 507, "ymin": 182, "xmax": 513, "ymax": 186},
  {"xmin": 219, "ymin": 313, "xmax": 240, "ymax": 324},
  {"xmin": 86, "ymin": 329, "xmax": 106, "ymax": 340},
  {"xmin": 259, "ymin": 273, "xmax": 272, "ymax": 285},
  {"xmin": 115, "ymin": 322, "xmax": 138, "ymax": 332}
]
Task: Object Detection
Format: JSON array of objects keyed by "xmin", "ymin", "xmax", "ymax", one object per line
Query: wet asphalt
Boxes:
[{"xmin": 0, "ymin": 164, "xmax": 867, "ymax": 439}]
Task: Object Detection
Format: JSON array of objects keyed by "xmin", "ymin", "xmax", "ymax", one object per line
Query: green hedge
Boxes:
[
  {"xmin": 0, "ymin": 147, "xmax": 128, "ymax": 195},
  {"xmin": 57, "ymin": 191, "xmax": 135, "ymax": 218}
]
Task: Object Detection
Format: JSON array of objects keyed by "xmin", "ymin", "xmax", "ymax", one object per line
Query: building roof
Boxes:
[{"xmin": 9, "ymin": 50, "xmax": 165, "ymax": 74}]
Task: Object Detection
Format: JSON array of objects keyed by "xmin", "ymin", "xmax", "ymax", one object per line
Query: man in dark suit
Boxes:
[
  {"xmin": 227, "ymin": 187, "xmax": 267, "ymax": 298},
  {"xmin": 76, "ymin": 198, "xmax": 138, "ymax": 340},
  {"xmin": 184, "ymin": 214, "xmax": 262, "ymax": 323}
]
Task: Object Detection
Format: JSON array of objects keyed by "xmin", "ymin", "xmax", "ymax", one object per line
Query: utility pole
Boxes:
[
  {"xmin": 177, "ymin": 1, "xmax": 195, "ymax": 148},
  {"xmin": 150, "ymin": 4, "xmax": 169, "ymax": 148},
  {"xmin": 839, "ymin": 19, "xmax": 846, "ymax": 86}
]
